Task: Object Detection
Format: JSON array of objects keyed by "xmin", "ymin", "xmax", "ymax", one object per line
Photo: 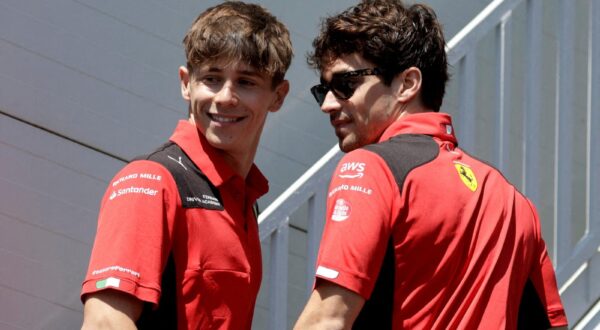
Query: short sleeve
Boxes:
[
  {"xmin": 81, "ymin": 160, "xmax": 179, "ymax": 306},
  {"xmin": 315, "ymin": 149, "xmax": 399, "ymax": 299}
]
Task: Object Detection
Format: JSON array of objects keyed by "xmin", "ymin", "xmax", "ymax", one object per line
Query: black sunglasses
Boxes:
[{"xmin": 310, "ymin": 68, "xmax": 383, "ymax": 106}]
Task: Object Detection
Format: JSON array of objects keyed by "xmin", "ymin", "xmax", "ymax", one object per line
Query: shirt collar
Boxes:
[
  {"xmin": 378, "ymin": 112, "xmax": 458, "ymax": 146},
  {"xmin": 169, "ymin": 120, "xmax": 269, "ymax": 198}
]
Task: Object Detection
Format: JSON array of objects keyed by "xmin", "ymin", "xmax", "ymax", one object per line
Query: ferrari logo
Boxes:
[{"xmin": 454, "ymin": 163, "xmax": 477, "ymax": 192}]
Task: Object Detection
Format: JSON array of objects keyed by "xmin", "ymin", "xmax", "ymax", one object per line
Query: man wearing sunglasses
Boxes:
[{"xmin": 295, "ymin": 0, "xmax": 568, "ymax": 329}]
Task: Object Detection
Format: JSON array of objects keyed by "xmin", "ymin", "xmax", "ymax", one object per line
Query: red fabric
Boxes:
[
  {"xmin": 82, "ymin": 120, "xmax": 267, "ymax": 329},
  {"xmin": 316, "ymin": 112, "xmax": 568, "ymax": 329}
]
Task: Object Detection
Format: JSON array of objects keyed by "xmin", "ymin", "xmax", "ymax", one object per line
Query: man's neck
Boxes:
[{"xmin": 218, "ymin": 148, "xmax": 256, "ymax": 179}]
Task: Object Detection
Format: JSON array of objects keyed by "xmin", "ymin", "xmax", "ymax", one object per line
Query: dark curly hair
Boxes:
[
  {"xmin": 183, "ymin": 1, "xmax": 293, "ymax": 88},
  {"xmin": 308, "ymin": 0, "xmax": 448, "ymax": 110}
]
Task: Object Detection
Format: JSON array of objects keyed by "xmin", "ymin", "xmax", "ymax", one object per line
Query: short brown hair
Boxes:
[
  {"xmin": 308, "ymin": 0, "xmax": 448, "ymax": 111},
  {"xmin": 183, "ymin": 1, "xmax": 293, "ymax": 87}
]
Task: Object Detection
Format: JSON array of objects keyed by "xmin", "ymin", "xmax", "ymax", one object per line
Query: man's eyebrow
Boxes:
[
  {"xmin": 204, "ymin": 67, "xmax": 263, "ymax": 77},
  {"xmin": 237, "ymin": 69, "xmax": 264, "ymax": 78},
  {"xmin": 320, "ymin": 69, "xmax": 349, "ymax": 83},
  {"xmin": 205, "ymin": 67, "xmax": 224, "ymax": 72}
]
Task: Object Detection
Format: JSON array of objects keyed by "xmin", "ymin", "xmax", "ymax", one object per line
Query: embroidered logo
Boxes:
[
  {"xmin": 185, "ymin": 194, "xmax": 223, "ymax": 208},
  {"xmin": 95, "ymin": 277, "xmax": 121, "ymax": 289},
  {"xmin": 168, "ymin": 155, "xmax": 188, "ymax": 171},
  {"xmin": 108, "ymin": 186, "xmax": 159, "ymax": 201},
  {"xmin": 331, "ymin": 198, "xmax": 351, "ymax": 221},
  {"xmin": 454, "ymin": 162, "xmax": 477, "ymax": 192}
]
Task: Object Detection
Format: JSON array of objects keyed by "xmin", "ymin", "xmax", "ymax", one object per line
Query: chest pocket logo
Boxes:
[{"xmin": 454, "ymin": 163, "xmax": 478, "ymax": 192}]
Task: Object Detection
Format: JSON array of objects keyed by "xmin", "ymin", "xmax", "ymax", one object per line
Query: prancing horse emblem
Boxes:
[{"xmin": 454, "ymin": 163, "xmax": 478, "ymax": 192}]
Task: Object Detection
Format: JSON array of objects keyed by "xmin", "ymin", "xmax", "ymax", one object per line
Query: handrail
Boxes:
[
  {"xmin": 446, "ymin": 0, "xmax": 522, "ymax": 64},
  {"xmin": 258, "ymin": 144, "xmax": 342, "ymax": 240}
]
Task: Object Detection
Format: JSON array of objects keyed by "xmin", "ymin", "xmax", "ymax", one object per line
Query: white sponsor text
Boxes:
[{"xmin": 92, "ymin": 265, "xmax": 141, "ymax": 278}]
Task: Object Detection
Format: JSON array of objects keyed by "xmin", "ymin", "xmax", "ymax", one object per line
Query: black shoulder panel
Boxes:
[
  {"xmin": 133, "ymin": 142, "xmax": 224, "ymax": 210},
  {"xmin": 353, "ymin": 239, "xmax": 395, "ymax": 329},
  {"xmin": 353, "ymin": 135, "xmax": 438, "ymax": 328},
  {"xmin": 136, "ymin": 254, "xmax": 177, "ymax": 329},
  {"xmin": 363, "ymin": 134, "xmax": 439, "ymax": 190},
  {"xmin": 517, "ymin": 279, "xmax": 551, "ymax": 329}
]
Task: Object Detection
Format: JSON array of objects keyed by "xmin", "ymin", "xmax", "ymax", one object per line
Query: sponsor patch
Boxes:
[
  {"xmin": 185, "ymin": 194, "xmax": 223, "ymax": 208},
  {"xmin": 108, "ymin": 186, "xmax": 159, "ymax": 200},
  {"xmin": 316, "ymin": 266, "xmax": 339, "ymax": 279},
  {"xmin": 112, "ymin": 173, "xmax": 138, "ymax": 187},
  {"xmin": 112, "ymin": 173, "xmax": 162, "ymax": 187},
  {"xmin": 96, "ymin": 277, "xmax": 121, "ymax": 289},
  {"xmin": 329, "ymin": 184, "xmax": 349, "ymax": 197},
  {"xmin": 92, "ymin": 265, "xmax": 141, "ymax": 278},
  {"xmin": 328, "ymin": 184, "xmax": 373, "ymax": 198},
  {"xmin": 338, "ymin": 162, "xmax": 366, "ymax": 179},
  {"xmin": 454, "ymin": 162, "xmax": 478, "ymax": 192},
  {"xmin": 331, "ymin": 198, "xmax": 351, "ymax": 221},
  {"xmin": 139, "ymin": 173, "xmax": 161, "ymax": 181},
  {"xmin": 349, "ymin": 185, "xmax": 372, "ymax": 195}
]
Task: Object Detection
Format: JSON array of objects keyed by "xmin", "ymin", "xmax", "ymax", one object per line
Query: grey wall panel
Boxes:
[
  {"xmin": 0, "ymin": 116, "xmax": 124, "ymax": 240},
  {"xmin": 0, "ymin": 285, "xmax": 80, "ymax": 330},
  {"xmin": 0, "ymin": 114, "xmax": 125, "ymax": 328},
  {"xmin": 0, "ymin": 0, "xmax": 183, "ymax": 95},
  {"xmin": 0, "ymin": 0, "xmax": 185, "ymax": 159},
  {"xmin": 255, "ymin": 146, "xmax": 308, "ymax": 207},
  {"xmin": 279, "ymin": 96, "xmax": 336, "ymax": 145},
  {"xmin": 0, "ymin": 39, "xmax": 182, "ymax": 158},
  {"xmin": 261, "ymin": 111, "xmax": 334, "ymax": 167},
  {"xmin": 72, "ymin": 0, "xmax": 192, "ymax": 44},
  {"xmin": 0, "ymin": 214, "xmax": 89, "ymax": 308}
]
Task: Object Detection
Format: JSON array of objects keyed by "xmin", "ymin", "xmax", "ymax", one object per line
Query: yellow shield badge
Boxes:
[{"xmin": 454, "ymin": 163, "xmax": 478, "ymax": 192}]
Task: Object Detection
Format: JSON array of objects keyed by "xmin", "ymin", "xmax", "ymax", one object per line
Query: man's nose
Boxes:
[
  {"xmin": 320, "ymin": 91, "xmax": 341, "ymax": 114},
  {"xmin": 214, "ymin": 82, "xmax": 238, "ymax": 106}
]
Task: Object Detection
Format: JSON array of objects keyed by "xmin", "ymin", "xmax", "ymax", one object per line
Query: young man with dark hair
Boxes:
[
  {"xmin": 80, "ymin": 2, "xmax": 292, "ymax": 329},
  {"xmin": 295, "ymin": 0, "xmax": 568, "ymax": 328}
]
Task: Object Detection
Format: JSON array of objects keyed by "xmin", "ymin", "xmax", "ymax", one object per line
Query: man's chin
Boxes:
[{"xmin": 338, "ymin": 139, "xmax": 360, "ymax": 153}]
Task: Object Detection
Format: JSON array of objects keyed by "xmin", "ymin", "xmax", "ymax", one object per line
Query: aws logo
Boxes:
[
  {"xmin": 338, "ymin": 162, "xmax": 366, "ymax": 179},
  {"xmin": 454, "ymin": 162, "xmax": 478, "ymax": 192}
]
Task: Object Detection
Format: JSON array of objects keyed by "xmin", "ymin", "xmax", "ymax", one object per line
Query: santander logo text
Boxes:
[{"xmin": 338, "ymin": 162, "xmax": 366, "ymax": 179}]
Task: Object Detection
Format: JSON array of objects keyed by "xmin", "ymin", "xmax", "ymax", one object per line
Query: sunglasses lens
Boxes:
[
  {"xmin": 331, "ymin": 79, "xmax": 354, "ymax": 100},
  {"xmin": 310, "ymin": 85, "xmax": 328, "ymax": 106},
  {"xmin": 310, "ymin": 68, "xmax": 382, "ymax": 106}
]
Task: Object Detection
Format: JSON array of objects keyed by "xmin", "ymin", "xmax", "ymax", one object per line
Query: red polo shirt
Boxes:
[
  {"xmin": 82, "ymin": 120, "xmax": 267, "ymax": 329},
  {"xmin": 316, "ymin": 112, "xmax": 568, "ymax": 328}
]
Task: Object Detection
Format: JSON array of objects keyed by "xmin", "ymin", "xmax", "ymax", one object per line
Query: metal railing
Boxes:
[
  {"xmin": 258, "ymin": 145, "xmax": 342, "ymax": 330},
  {"xmin": 257, "ymin": 0, "xmax": 600, "ymax": 328}
]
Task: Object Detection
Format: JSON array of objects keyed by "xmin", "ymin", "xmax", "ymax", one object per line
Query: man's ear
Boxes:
[
  {"xmin": 179, "ymin": 66, "xmax": 191, "ymax": 101},
  {"xmin": 394, "ymin": 67, "xmax": 422, "ymax": 103},
  {"xmin": 268, "ymin": 80, "xmax": 290, "ymax": 113}
]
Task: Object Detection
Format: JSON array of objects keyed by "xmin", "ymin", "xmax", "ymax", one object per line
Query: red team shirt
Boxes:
[
  {"xmin": 81, "ymin": 120, "xmax": 267, "ymax": 329},
  {"xmin": 315, "ymin": 113, "xmax": 568, "ymax": 329}
]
